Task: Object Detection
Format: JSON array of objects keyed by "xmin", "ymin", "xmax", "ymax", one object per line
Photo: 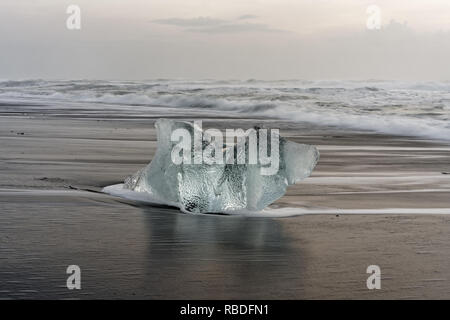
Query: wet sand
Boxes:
[{"xmin": 1, "ymin": 109, "xmax": 450, "ymax": 299}]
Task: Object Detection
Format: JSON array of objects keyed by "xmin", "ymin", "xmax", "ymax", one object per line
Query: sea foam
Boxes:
[{"xmin": 1, "ymin": 79, "xmax": 449, "ymax": 140}]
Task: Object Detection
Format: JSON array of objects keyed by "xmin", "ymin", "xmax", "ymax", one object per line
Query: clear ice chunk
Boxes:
[{"xmin": 123, "ymin": 119, "xmax": 319, "ymax": 214}]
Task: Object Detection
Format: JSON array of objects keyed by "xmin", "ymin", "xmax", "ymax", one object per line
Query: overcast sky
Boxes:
[{"xmin": 1, "ymin": 0, "xmax": 450, "ymax": 80}]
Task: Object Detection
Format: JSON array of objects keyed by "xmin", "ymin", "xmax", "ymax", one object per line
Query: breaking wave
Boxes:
[{"xmin": 0, "ymin": 79, "xmax": 449, "ymax": 140}]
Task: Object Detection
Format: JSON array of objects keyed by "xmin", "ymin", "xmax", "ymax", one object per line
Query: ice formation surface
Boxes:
[{"xmin": 121, "ymin": 119, "xmax": 319, "ymax": 214}]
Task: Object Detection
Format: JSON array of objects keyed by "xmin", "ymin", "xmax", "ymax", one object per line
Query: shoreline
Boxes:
[
  {"xmin": 1, "ymin": 108, "xmax": 450, "ymax": 299},
  {"xmin": 2, "ymin": 115, "xmax": 449, "ymax": 212}
]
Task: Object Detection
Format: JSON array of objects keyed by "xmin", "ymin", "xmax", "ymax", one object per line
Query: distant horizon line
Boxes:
[{"xmin": 2, "ymin": 78, "xmax": 450, "ymax": 83}]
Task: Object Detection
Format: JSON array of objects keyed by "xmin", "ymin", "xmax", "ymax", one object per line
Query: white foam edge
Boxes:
[{"xmin": 102, "ymin": 184, "xmax": 450, "ymax": 217}]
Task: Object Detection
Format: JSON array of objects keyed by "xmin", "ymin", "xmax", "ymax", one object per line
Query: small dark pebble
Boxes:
[
  {"xmin": 336, "ymin": 214, "xmax": 340, "ymax": 217},
  {"xmin": 442, "ymin": 172, "xmax": 450, "ymax": 175}
]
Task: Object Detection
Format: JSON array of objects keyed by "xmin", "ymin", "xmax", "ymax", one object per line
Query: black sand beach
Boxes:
[{"xmin": 1, "ymin": 102, "xmax": 450, "ymax": 299}]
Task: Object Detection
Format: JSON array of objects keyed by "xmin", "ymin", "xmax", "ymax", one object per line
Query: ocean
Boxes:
[{"xmin": 1, "ymin": 79, "xmax": 449, "ymax": 140}]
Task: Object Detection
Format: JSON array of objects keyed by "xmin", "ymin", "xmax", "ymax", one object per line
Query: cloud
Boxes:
[
  {"xmin": 237, "ymin": 14, "xmax": 258, "ymax": 20},
  {"xmin": 188, "ymin": 23, "xmax": 284, "ymax": 34},
  {"xmin": 152, "ymin": 15, "xmax": 286, "ymax": 34},
  {"xmin": 152, "ymin": 17, "xmax": 226, "ymax": 27}
]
